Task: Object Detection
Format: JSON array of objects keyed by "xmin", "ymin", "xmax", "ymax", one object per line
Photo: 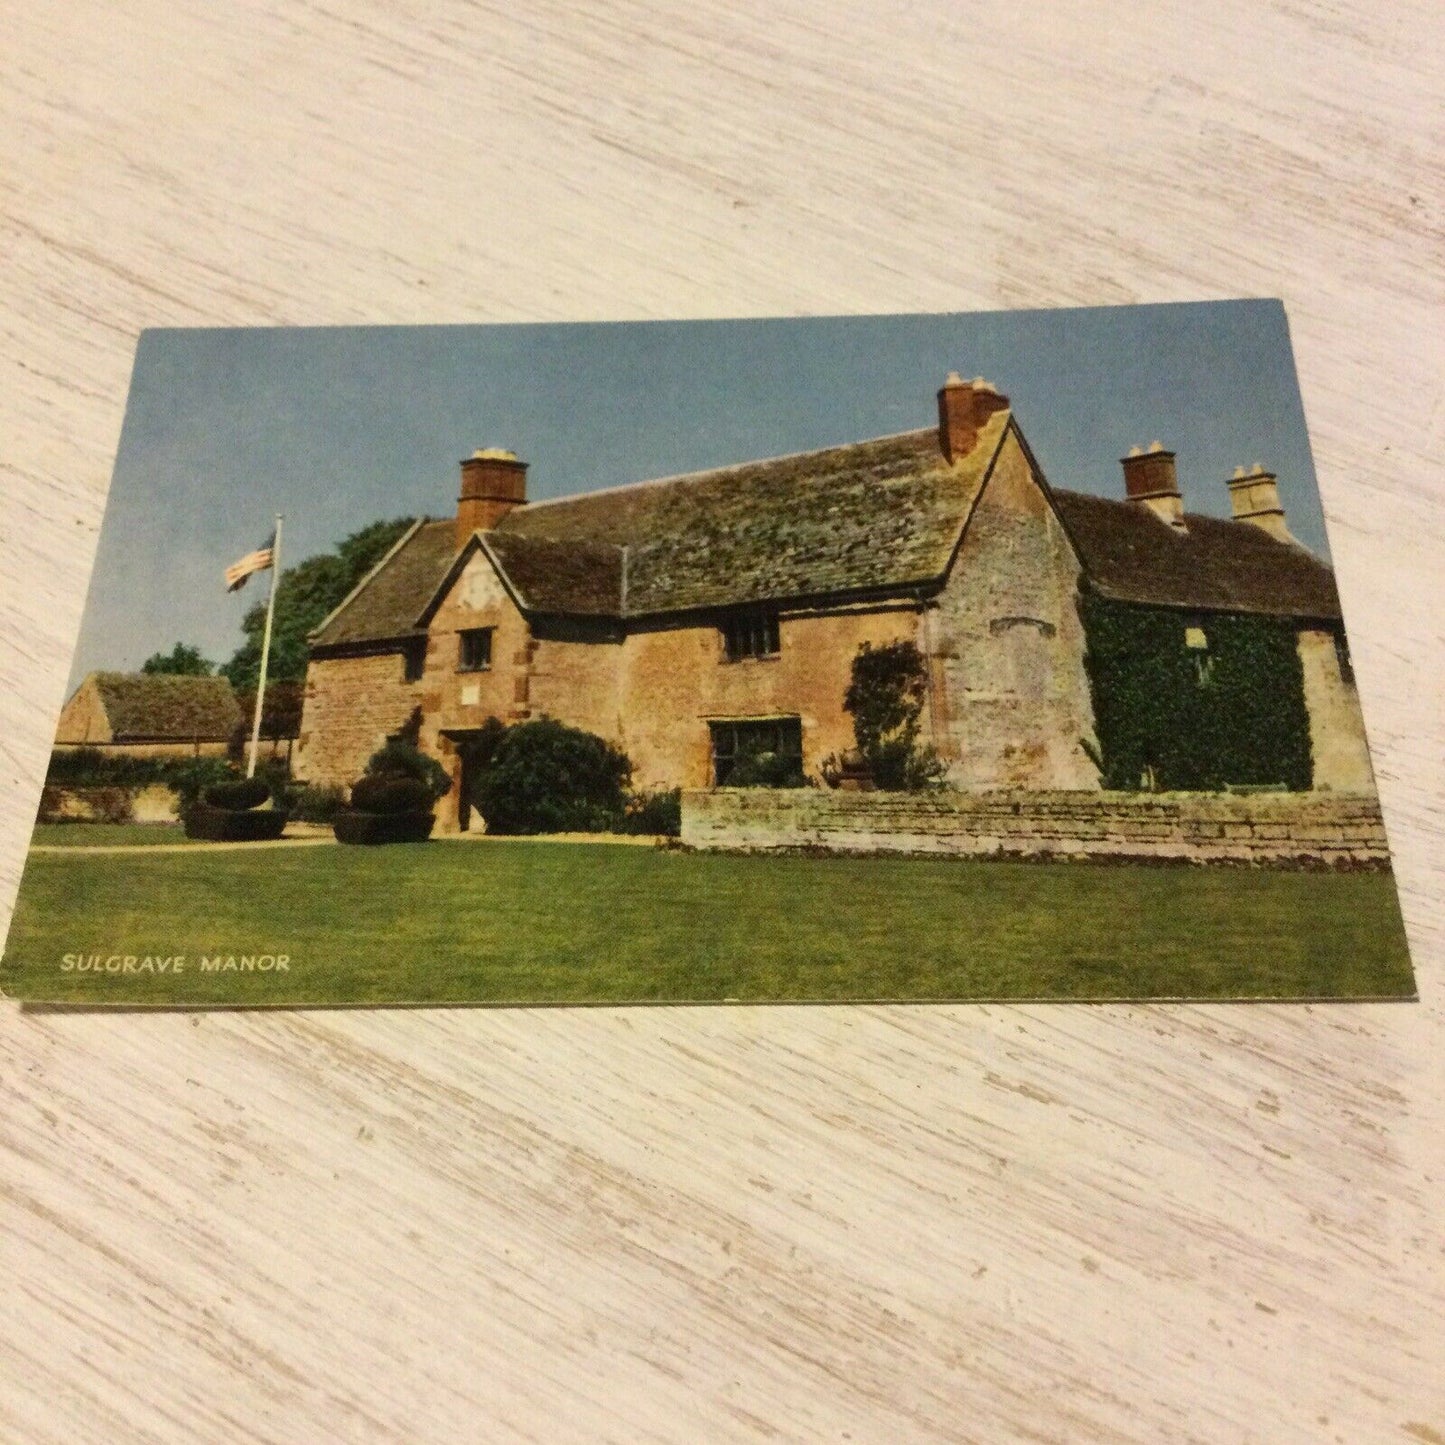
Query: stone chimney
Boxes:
[
  {"xmin": 1120, "ymin": 441, "xmax": 1184, "ymax": 529},
  {"xmin": 1227, "ymin": 463, "xmax": 1292, "ymax": 543},
  {"xmin": 457, "ymin": 448, "xmax": 528, "ymax": 547},
  {"xmin": 937, "ymin": 372, "xmax": 1009, "ymax": 464}
]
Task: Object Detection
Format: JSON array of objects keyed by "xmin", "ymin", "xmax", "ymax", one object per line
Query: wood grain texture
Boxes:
[{"xmin": 1, "ymin": 2, "xmax": 1442, "ymax": 1440}]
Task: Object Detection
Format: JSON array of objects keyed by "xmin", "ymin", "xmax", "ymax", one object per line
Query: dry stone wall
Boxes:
[{"xmin": 681, "ymin": 788, "xmax": 1391, "ymax": 867}]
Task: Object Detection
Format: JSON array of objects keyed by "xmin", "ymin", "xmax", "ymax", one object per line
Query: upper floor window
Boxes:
[
  {"xmin": 722, "ymin": 609, "xmax": 780, "ymax": 662},
  {"xmin": 402, "ymin": 638, "xmax": 426, "ymax": 683},
  {"xmin": 458, "ymin": 627, "xmax": 493, "ymax": 673}
]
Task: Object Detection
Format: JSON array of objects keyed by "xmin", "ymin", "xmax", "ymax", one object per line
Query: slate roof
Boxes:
[
  {"xmin": 92, "ymin": 673, "xmax": 243, "ymax": 741},
  {"xmin": 493, "ymin": 414, "xmax": 1007, "ymax": 616},
  {"xmin": 1050, "ymin": 490, "xmax": 1342, "ymax": 621},
  {"xmin": 310, "ymin": 519, "xmax": 458, "ymax": 648},
  {"xmin": 308, "ymin": 408, "xmax": 1343, "ymax": 646}
]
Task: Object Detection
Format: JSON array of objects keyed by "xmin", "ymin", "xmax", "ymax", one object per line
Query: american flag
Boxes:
[{"xmin": 225, "ymin": 531, "xmax": 276, "ymax": 592}]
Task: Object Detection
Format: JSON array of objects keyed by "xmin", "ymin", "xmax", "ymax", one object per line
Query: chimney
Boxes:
[
  {"xmin": 937, "ymin": 372, "xmax": 1009, "ymax": 463},
  {"xmin": 1227, "ymin": 463, "xmax": 1292, "ymax": 543},
  {"xmin": 457, "ymin": 448, "xmax": 528, "ymax": 547},
  {"xmin": 1120, "ymin": 441, "xmax": 1184, "ymax": 529}
]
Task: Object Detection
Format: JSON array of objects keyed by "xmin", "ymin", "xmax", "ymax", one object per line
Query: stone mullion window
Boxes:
[{"xmin": 721, "ymin": 609, "xmax": 781, "ymax": 661}]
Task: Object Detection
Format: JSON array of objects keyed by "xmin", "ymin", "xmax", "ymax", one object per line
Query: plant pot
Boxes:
[
  {"xmin": 332, "ymin": 809, "xmax": 435, "ymax": 845},
  {"xmin": 183, "ymin": 802, "xmax": 289, "ymax": 841}
]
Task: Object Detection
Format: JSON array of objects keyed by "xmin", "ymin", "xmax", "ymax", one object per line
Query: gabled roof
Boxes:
[
  {"xmin": 304, "ymin": 405, "xmax": 1344, "ymax": 648},
  {"xmin": 1051, "ymin": 490, "xmax": 1342, "ymax": 620},
  {"xmin": 493, "ymin": 415, "xmax": 1008, "ymax": 616},
  {"xmin": 90, "ymin": 673, "xmax": 243, "ymax": 741},
  {"xmin": 310, "ymin": 519, "xmax": 458, "ymax": 648}
]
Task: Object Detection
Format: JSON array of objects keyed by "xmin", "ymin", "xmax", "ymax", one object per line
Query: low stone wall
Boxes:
[
  {"xmin": 680, "ymin": 788, "xmax": 1391, "ymax": 867},
  {"xmin": 38, "ymin": 784, "xmax": 181, "ymax": 825}
]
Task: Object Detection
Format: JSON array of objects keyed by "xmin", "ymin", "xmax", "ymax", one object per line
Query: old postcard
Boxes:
[{"xmin": 1, "ymin": 305, "xmax": 1416, "ymax": 1005}]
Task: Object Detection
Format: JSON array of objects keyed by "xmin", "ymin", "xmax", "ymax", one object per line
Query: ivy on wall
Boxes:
[{"xmin": 1079, "ymin": 589, "xmax": 1313, "ymax": 791}]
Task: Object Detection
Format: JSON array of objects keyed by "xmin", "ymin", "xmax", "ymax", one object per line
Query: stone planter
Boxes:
[
  {"xmin": 332, "ymin": 810, "xmax": 435, "ymax": 845},
  {"xmin": 183, "ymin": 803, "xmax": 289, "ymax": 842}
]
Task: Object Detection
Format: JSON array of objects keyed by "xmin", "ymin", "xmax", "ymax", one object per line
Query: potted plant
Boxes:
[{"xmin": 182, "ymin": 776, "xmax": 289, "ymax": 841}]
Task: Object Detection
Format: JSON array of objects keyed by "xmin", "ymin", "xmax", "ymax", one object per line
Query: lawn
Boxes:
[{"xmin": 0, "ymin": 839, "xmax": 1416, "ymax": 1007}]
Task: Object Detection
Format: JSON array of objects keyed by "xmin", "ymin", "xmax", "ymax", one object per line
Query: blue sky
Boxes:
[{"xmin": 71, "ymin": 300, "xmax": 1324, "ymax": 688}]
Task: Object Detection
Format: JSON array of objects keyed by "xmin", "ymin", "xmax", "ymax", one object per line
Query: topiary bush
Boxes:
[
  {"xmin": 475, "ymin": 718, "xmax": 632, "ymax": 834},
  {"xmin": 184, "ymin": 804, "xmax": 288, "ymax": 841},
  {"xmin": 364, "ymin": 739, "xmax": 451, "ymax": 800},
  {"xmin": 333, "ymin": 743, "xmax": 442, "ymax": 845},
  {"xmin": 203, "ymin": 777, "xmax": 271, "ymax": 811},
  {"xmin": 350, "ymin": 776, "xmax": 432, "ymax": 815}
]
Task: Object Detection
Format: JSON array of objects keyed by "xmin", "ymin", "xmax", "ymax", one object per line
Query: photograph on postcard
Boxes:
[{"xmin": 0, "ymin": 304, "xmax": 1416, "ymax": 1005}]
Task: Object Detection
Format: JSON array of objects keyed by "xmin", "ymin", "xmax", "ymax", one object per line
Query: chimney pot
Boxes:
[
  {"xmin": 937, "ymin": 371, "xmax": 1009, "ymax": 464},
  {"xmin": 1120, "ymin": 442, "xmax": 1184, "ymax": 529},
  {"xmin": 457, "ymin": 447, "xmax": 528, "ymax": 548},
  {"xmin": 1226, "ymin": 462, "xmax": 1292, "ymax": 543}
]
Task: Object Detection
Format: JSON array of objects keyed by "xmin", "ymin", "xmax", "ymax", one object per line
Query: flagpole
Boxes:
[{"xmin": 246, "ymin": 514, "xmax": 283, "ymax": 780}]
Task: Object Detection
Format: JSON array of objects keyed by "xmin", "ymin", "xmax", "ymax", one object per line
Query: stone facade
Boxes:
[
  {"xmin": 681, "ymin": 788, "xmax": 1392, "ymax": 868},
  {"xmin": 924, "ymin": 427, "xmax": 1097, "ymax": 788},
  {"xmin": 1296, "ymin": 628, "xmax": 1376, "ymax": 793},
  {"xmin": 294, "ymin": 375, "xmax": 1377, "ymax": 832}
]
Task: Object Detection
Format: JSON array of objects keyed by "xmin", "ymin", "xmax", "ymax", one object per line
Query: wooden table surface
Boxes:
[{"xmin": 2, "ymin": 3, "xmax": 1441, "ymax": 1440}]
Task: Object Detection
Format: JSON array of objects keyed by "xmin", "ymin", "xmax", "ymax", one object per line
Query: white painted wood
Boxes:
[{"xmin": 1, "ymin": 2, "xmax": 1442, "ymax": 1439}]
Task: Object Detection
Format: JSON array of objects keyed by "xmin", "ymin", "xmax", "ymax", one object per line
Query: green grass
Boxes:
[
  {"xmin": 0, "ymin": 840, "xmax": 1416, "ymax": 1007},
  {"xmin": 30, "ymin": 823, "xmax": 202, "ymax": 848}
]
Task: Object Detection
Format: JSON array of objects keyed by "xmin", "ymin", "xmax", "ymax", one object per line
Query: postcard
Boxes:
[{"xmin": 0, "ymin": 304, "xmax": 1416, "ymax": 1006}]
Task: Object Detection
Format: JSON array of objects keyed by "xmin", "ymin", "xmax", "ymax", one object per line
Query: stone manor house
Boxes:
[{"xmin": 294, "ymin": 373, "xmax": 1373, "ymax": 832}]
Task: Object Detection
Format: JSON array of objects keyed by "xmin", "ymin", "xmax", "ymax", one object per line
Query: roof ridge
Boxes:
[{"xmin": 510, "ymin": 425, "xmax": 942, "ymax": 517}]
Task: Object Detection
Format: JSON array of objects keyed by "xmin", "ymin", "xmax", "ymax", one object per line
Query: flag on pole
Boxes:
[{"xmin": 225, "ymin": 531, "xmax": 276, "ymax": 592}]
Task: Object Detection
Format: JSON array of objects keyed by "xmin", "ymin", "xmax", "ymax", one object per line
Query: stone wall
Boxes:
[
  {"xmin": 681, "ymin": 788, "xmax": 1392, "ymax": 867},
  {"xmin": 38, "ymin": 784, "xmax": 181, "ymax": 825},
  {"xmin": 294, "ymin": 650, "xmax": 424, "ymax": 788}
]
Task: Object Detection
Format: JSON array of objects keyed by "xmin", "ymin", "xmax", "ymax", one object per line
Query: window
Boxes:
[
  {"xmin": 402, "ymin": 638, "xmax": 426, "ymax": 683},
  {"xmin": 1184, "ymin": 623, "xmax": 1214, "ymax": 686},
  {"xmin": 708, "ymin": 717, "xmax": 803, "ymax": 785},
  {"xmin": 458, "ymin": 628, "xmax": 493, "ymax": 672},
  {"xmin": 721, "ymin": 609, "xmax": 780, "ymax": 661}
]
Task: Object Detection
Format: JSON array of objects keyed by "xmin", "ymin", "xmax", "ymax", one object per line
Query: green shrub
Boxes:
[
  {"xmin": 288, "ymin": 783, "xmax": 346, "ymax": 824},
  {"xmin": 166, "ymin": 758, "xmax": 238, "ymax": 804},
  {"xmin": 203, "ymin": 777, "xmax": 271, "ymax": 811},
  {"xmin": 45, "ymin": 750, "xmax": 236, "ymax": 803},
  {"xmin": 843, "ymin": 640, "xmax": 945, "ymax": 791},
  {"xmin": 350, "ymin": 776, "xmax": 432, "ymax": 815},
  {"xmin": 364, "ymin": 739, "xmax": 451, "ymax": 800},
  {"xmin": 621, "ymin": 789, "xmax": 682, "ymax": 836},
  {"xmin": 475, "ymin": 718, "xmax": 632, "ymax": 835}
]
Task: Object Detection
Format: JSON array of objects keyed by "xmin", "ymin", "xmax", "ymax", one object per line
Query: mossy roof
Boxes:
[
  {"xmin": 1051, "ymin": 490, "xmax": 1343, "ymax": 620},
  {"xmin": 91, "ymin": 673, "xmax": 243, "ymax": 741},
  {"xmin": 310, "ymin": 519, "xmax": 458, "ymax": 647},
  {"xmin": 492, "ymin": 413, "xmax": 1008, "ymax": 616},
  {"xmin": 309, "ymin": 408, "xmax": 1344, "ymax": 644}
]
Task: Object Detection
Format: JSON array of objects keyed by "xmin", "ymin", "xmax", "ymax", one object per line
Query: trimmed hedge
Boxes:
[
  {"xmin": 183, "ymin": 803, "xmax": 288, "ymax": 841},
  {"xmin": 350, "ymin": 776, "xmax": 432, "ymax": 815},
  {"xmin": 204, "ymin": 777, "xmax": 271, "ymax": 811},
  {"xmin": 1079, "ymin": 589, "xmax": 1313, "ymax": 792},
  {"xmin": 333, "ymin": 810, "xmax": 435, "ymax": 845}
]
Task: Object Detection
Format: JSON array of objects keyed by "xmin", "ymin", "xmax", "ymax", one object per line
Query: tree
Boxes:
[
  {"xmin": 222, "ymin": 518, "xmax": 415, "ymax": 690},
  {"xmin": 140, "ymin": 642, "xmax": 214, "ymax": 676},
  {"xmin": 843, "ymin": 640, "xmax": 945, "ymax": 791}
]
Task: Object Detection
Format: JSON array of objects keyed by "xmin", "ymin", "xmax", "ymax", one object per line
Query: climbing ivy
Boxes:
[{"xmin": 1078, "ymin": 589, "xmax": 1313, "ymax": 792}]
